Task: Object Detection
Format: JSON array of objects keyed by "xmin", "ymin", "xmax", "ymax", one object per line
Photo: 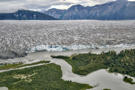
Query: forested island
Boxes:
[{"xmin": 123, "ymin": 76, "xmax": 135, "ymax": 84}]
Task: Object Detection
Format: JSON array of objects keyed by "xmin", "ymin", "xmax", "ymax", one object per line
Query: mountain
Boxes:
[
  {"xmin": 45, "ymin": 8, "xmax": 66, "ymax": 19},
  {"xmin": 45, "ymin": 1, "xmax": 135, "ymax": 20},
  {"xmin": 0, "ymin": 10, "xmax": 56, "ymax": 20}
]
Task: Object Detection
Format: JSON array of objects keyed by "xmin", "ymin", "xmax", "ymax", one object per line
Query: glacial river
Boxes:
[
  {"xmin": 51, "ymin": 58, "xmax": 135, "ymax": 90},
  {"xmin": 0, "ymin": 46, "xmax": 135, "ymax": 90}
]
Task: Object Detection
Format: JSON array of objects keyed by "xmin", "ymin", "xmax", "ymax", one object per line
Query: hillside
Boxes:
[{"xmin": 0, "ymin": 10, "xmax": 56, "ymax": 20}]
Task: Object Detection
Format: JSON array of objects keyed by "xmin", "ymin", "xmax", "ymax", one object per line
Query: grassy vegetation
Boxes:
[
  {"xmin": 19, "ymin": 61, "xmax": 50, "ymax": 67},
  {"xmin": 123, "ymin": 76, "xmax": 135, "ymax": 84},
  {"xmin": 52, "ymin": 49, "xmax": 135, "ymax": 77},
  {"xmin": 0, "ymin": 63, "xmax": 92, "ymax": 90},
  {"xmin": 0, "ymin": 61, "xmax": 50, "ymax": 70},
  {"xmin": 0, "ymin": 62, "xmax": 23, "ymax": 70}
]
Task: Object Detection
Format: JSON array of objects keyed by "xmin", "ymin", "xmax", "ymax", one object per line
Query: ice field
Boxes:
[{"xmin": 0, "ymin": 20, "xmax": 135, "ymax": 58}]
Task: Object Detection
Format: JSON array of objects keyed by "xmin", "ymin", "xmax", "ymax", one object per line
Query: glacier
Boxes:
[{"xmin": 27, "ymin": 44, "xmax": 135, "ymax": 53}]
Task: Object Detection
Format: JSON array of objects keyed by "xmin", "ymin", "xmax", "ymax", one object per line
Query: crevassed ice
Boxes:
[
  {"xmin": 30, "ymin": 45, "xmax": 65, "ymax": 52},
  {"xmin": 27, "ymin": 44, "xmax": 135, "ymax": 53},
  {"xmin": 28, "ymin": 45, "xmax": 94, "ymax": 53}
]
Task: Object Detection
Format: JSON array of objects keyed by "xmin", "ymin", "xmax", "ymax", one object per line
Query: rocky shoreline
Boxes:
[{"xmin": 0, "ymin": 50, "xmax": 27, "ymax": 59}]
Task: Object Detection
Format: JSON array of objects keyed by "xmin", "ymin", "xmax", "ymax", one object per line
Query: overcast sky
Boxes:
[{"xmin": 0, "ymin": 0, "xmax": 134, "ymax": 12}]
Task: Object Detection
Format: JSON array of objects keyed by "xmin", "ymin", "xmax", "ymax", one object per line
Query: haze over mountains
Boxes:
[
  {"xmin": 45, "ymin": 0, "xmax": 135, "ymax": 20},
  {"xmin": 0, "ymin": 0, "xmax": 135, "ymax": 20}
]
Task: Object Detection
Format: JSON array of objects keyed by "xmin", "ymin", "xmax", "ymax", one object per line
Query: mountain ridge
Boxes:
[
  {"xmin": 0, "ymin": 9, "xmax": 56, "ymax": 20},
  {"xmin": 0, "ymin": 1, "xmax": 135, "ymax": 20},
  {"xmin": 45, "ymin": 1, "xmax": 135, "ymax": 20}
]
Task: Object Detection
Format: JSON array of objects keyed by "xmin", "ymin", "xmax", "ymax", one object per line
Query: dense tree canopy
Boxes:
[{"xmin": 52, "ymin": 49, "xmax": 135, "ymax": 77}]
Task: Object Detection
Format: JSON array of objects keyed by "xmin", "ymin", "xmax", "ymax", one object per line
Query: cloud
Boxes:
[{"xmin": 0, "ymin": 0, "xmax": 134, "ymax": 12}]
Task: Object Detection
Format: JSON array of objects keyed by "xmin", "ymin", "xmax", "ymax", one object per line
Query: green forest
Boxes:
[
  {"xmin": 0, "ymin": 63, "xmax": 92, "ymax": 90},
  {"xmin": 52, "ymin": 49, "xmax": 135, "ymax": 77}
]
